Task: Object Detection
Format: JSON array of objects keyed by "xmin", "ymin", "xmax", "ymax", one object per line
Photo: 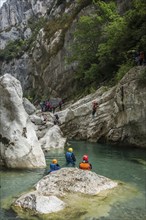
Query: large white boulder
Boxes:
[
  {"xmin": 39, "ymin": 125, "xmax": 66, "ymax": 151},
  {"xmin": 12, "ymin": 168, "xmax": 117, "ymax": 216},
  {"xmin": 0, "ymin": 74, "xmax": 46, "ymax": 168},
  {"xmin": 36, "ymin": 168, "xmax": 118, "ymax": 196}
]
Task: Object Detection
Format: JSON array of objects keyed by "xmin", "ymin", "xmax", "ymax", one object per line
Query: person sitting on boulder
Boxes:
[
  {"xmin": 65, "ymin": 148, "xmax": 76, "ymax": 167},
  {"xmin": 79, "ymin": 155, "xmax": 92, "ymax": 170},
  {"xmin": 48, "ymin": 159, "xmax": 61, "ymax": 174}
]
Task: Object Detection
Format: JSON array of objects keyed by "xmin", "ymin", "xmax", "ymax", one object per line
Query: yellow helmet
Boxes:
[
  {"xmin": 52, "ymin": 159, "xmax": 57, "ymax": 164},
  {"xmin": 68, "ymin": 148, "xmax": 73, "ymax": 152}
]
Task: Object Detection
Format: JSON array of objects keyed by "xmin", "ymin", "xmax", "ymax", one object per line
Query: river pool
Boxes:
[{"xmin": 0, "ymin": 141, "xmax": 146, "ymax": 220}]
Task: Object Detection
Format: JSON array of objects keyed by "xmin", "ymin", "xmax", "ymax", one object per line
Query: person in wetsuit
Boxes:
[
  {"xmin": 48, "ymin": 159, "xmax": 60, "ymax": 174},
  {"xmin": 79, "ymin": 155, "xmax": 92, "ymax": 170},
  {"xmin": 65, "ymin": 148, "xmax": 76, "ymax": 167}
]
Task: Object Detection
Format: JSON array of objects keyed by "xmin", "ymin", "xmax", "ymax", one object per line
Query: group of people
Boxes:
[
  {"xmin": 48, "ymin": 147, "xmax": 92, "ymax": 174},
  {"xmin": 40, "ymin": 99, "xmax": 64, "ymax": 113}
]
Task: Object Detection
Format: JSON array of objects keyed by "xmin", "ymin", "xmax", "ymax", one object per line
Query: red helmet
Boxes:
[{"xmin": 83, "ymin": 155, "xmax": 88, "ymax": 161}]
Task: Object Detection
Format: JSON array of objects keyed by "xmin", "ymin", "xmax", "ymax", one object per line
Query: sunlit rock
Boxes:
[
  {"xmin": 39, "ymin": 125, "xmax": 67, "ymax": 151},
  {"xmin": 13, "ymin": 192, "xmax": 65, "ymax": 214},
  {"xmin": 12, "ymin": 168, "xmax": 117, "ymax": 216},
  {"xmin": 29, "ymin": 114, "xmax": 45, "ymax": 125},
  {"xmin": 0, "ymin": 74, "xmax": 46, "ymax": 168},
  {"xmin": 23, "ymin": 97, "xmax": 36, "ymax": 115},
  {"xmin": 36, "ymin": 168, "xmax": 118, "ymax": 196}
]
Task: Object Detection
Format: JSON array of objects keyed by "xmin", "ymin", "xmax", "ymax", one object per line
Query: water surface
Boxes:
[{"xmin": 0, "ymin": 141, "xmax": 146, "ymax": 219}]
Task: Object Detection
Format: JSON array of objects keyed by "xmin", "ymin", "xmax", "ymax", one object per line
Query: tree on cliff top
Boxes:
[{"xmin": 68, "ymin": 0, "xmax": 146, "ymax": 92}]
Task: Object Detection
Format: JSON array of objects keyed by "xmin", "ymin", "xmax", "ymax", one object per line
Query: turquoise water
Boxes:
[{"xmin": 0, "ymin": 141, "xmax": 146, "ymax": 219}]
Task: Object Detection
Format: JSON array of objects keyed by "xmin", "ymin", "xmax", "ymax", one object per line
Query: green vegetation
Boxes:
[
  {"xmin": 44, "ymin": 0, "xmax": 92, "ymax": 54},
  {"xmin": 0, "ymin": 39, "xmax": 25, "ymax": 61},
  {"xmin": 68, "ymin": 0, "xmax": 146, "ymax": 92}
]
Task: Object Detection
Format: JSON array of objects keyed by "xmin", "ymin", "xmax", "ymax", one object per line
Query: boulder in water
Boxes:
[
  {"xmin": 13, "ymin": 192, "xmax": 65, "ymax": 214},
  {"xmin": 36, "ymin": 168, "xmax": 118, "ymax": 196},
  {"xmin": 0, "ymin": 74, "xmax": 46, "ymax": 168}
]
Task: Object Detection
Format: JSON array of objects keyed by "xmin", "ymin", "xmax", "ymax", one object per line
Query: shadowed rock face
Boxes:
[
  {"xmin": 0, "ymin": 74, "xmax": 46, "ymax": 168},
  {"xmin": 59, "ymin": 67, "xmax": 146, "ymax": 148}
]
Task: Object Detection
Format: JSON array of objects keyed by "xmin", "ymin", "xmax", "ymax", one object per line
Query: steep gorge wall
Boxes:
[
  {"xmin": 0, "ymin": 0, "xmax": 93, "ymax": 98},
  {"xmin": 0, "ymin": 0, "xmax": 130, "ymax": 99},
  {"xmin": 60, "ymin": 67, "xmax": 146, "ymax": 148}
]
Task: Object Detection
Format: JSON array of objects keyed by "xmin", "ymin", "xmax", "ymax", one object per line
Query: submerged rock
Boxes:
[
  {"xmin": 13, "ymin": 192, "xmax": 65, "ymax": 214},
  {"xmin": 0, "ymin": 74, "xmax": 46, "ymax": 168},
  {"xmin": 36, "ymin": 168, "xmax": 118, "ymax": 196}
]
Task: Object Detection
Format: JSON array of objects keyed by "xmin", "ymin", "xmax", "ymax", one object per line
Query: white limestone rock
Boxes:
[
  {"xmin": 60, "ymin": 67, "xmax": 146, "ymax": 147},
  {"xmin": 39, "ymin": 125, "xmax": 66, "ymax": 151},
  {"xmin": 23, "ymin": 97, "xmax": 36, "ymax": 115},
  {"xmin": 36, "ymin": 168, "xmax": 118, "ymax": 196},
  {"xmin": 29, "ymin": 114, "xmax": 45, "ymax": 125},
  {"xmin": 0, "ymin": 74, "xmax": 46, "ymax": 168},
  {"xmin": 12, "ymin": 168, "xmax": 117, "ymax": 215},
  {"xmin": 14, "ymin": 192, "xmax": 65, "ymax": 214}
]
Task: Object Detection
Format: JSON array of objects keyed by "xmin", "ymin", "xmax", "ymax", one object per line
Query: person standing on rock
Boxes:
[
  {"xmin": 79, "ymin": 155, "xmax": 92, "ymax": 170},
  {"xmin": 65, "ymin": 148, "xmax": 76, "ymax": 167},
  {"xmin": 92, "ymin": 101, "xmax": 98, "ymax": 119},
  {"xmin": 48, "ymin": 159, "xmax": 61, "ymax": 174},
  {"xmin": 54, "ymin": 114, "xmax": 60, "ymax": 125}
]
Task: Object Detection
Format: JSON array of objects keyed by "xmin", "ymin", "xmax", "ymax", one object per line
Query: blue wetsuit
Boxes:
[
  {"xmin": 65, "ymin": 152, "xmax": 76, "ymax": 166},
  {"xmin": 48, "ymin": 163, "xmax": 60, "ymax": 174}
]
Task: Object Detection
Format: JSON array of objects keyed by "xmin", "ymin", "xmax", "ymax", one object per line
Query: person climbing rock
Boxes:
[
  {"xmin": 139, "ymin": 51, "xmax": 145, "ymax": 65},
  {"xmin": 65, "ymin": 148, "xmax": 76, "ymax": 167},
  {"xmin": 92, "ymin": 101, "xmax": 98, "ymax": 119},
  {"xmin": 79, "ymin": 155, "xmax": 92, "ymax": 170},
  {"xmin": 47, "ymin": 159, "xmax": 61, "ymax": 174},
  {"xmin": 59, "ymin": 99, "xmax": 63, "ymax": 111},
  {"xmin": 54, "ymin": 114, "xmax": 60, "ymax": 125}
]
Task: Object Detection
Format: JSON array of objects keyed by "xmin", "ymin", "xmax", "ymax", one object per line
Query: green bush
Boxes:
[{"xmin": 115, "ymin": 62, "xmax": 134, "ymax": 82}]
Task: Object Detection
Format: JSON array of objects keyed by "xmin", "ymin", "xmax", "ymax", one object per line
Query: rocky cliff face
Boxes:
[
  {"xmin": 59, "ymin": 67, "xmax": 146, "ymax": 148},
  {"xmin": 0, "ymin": 0, "xmax": 92, "ymax": 98}
]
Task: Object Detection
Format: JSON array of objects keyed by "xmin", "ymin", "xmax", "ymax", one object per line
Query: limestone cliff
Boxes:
[
  {"xmin": 0, "ymin": 0, "xmax": 92, "ymax": 98},
  {"xmin": 0, "ymin": 74, "xmax": 46, "ymax": 168},
  {"xmin": 59, "ymin": 67, "xmax": 146, "ymax": 148},
  {"xmin": 0, "ymin": 0, "xmax": 133, "ymax": 98}
]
